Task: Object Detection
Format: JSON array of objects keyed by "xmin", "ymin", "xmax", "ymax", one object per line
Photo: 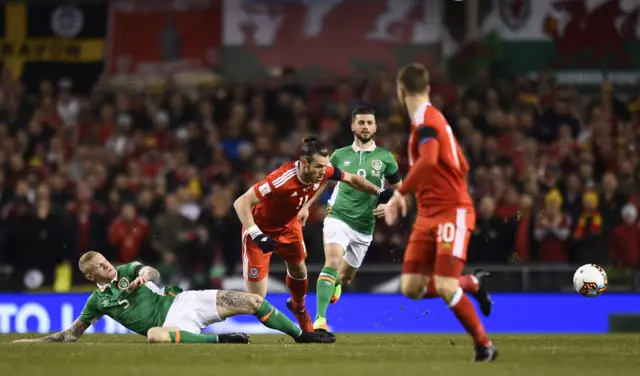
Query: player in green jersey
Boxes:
[
  {"xmin": 13, "ymin": 251, "xmax": 335, "ymax": 344},
  {"xmin": 299, "ymin": 106, "xmax": 403, "ymax": 332}
]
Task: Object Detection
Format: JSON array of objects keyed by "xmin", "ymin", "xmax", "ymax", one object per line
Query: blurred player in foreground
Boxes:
[
  {"xmin": 234, "ymin": 137, "xmax": 395, "ymax": 332},
  {"xmin": 303, "ymin": 106, "xmax": 402, "ymax": 332},
  {"xmin": 13, "ymin": 252, "xmax": 334, "ymax": 344},
  {"xmin": 385, "ymin": 63, "xmax": 497, "ymax": 361}
]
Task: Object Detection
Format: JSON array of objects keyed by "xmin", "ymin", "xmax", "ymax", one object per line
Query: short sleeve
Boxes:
[
  {"xmin": 78, "ymin": 293, "xmax": 102, "ymax": 325},
  {"xmin": 329, "ymin": 152, "xmax": 339, "ymax": 166},
  {"xmin": 116, "ymin": 261, "xmax": 143, "ymax": 280},
  {"xmin": 384, "ymin": 152, "xmax": 399, "ymax": 177},
  {"xmin": 326, "ymin": 163, "xmax": 343, "ymax": 181},
  {"xmin": 253, "ymin": 178, "xmax": 277, "ymax": 202}
]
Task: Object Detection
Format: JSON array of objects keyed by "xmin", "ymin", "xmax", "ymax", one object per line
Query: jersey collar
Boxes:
[
  {"xmin": 97, "ymin": 270, "xmax": 118, "ymax": 291},
  {"xmin": 412, "ymin": 101, "xmax": 430, "ymax": 125},
  {"xmin": 352, "ymin": 141, "xmax": 376, "ymax": 152}
]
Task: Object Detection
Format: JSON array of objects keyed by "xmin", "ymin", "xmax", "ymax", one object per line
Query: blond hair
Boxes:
[{"xmin": 78, "ymin": 251, "xmax": 100, "ymax": 276}]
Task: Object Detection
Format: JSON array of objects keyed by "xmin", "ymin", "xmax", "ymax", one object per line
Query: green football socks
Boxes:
[
  {"xmin": 255, "ymin": 299, "xmax": 303, "ymax": 338},
  {"xmin": 169, "ymin": 331, "xmax": 218, "ymax": 344},
  {"xmin": 315, "ymin": 266, "xmax": 339, "ymax": 320}
]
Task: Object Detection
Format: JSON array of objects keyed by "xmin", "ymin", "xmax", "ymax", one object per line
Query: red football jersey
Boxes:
[
  {"xmin": 252, "ymin": 161, "xmax": 340, "ymax": 233},
  {"xmin": 408, "ymin": 102, "xmax": 473, "ymax": 216}
]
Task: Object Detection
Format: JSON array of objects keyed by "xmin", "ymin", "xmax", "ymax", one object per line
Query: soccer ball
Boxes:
[{"xmin": 573, "ymin": 264, "xmax": 608, "ymax": 297}]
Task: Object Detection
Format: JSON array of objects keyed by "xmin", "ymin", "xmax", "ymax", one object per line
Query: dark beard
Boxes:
[{"xmin": 355, "ymin": 133, "xmax": 375, "ymax": 143}]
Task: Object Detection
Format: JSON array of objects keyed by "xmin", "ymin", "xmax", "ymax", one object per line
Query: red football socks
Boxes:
[
  {"xmin": 286, "ymin": 274, "xmax": 308, "ymax": 312},
  {"xmin": 448, "ymin": 287, "xmax": 491, "ymax": 346}
]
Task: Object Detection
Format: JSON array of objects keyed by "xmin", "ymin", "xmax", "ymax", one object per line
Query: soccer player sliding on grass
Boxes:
[
  {"xmin": 13, "ymin": 252, "xmax": 334, "ymax": 344},
  {"xmin": 385, "ymin": 63, "xmax": 497, "ymax": 361}
]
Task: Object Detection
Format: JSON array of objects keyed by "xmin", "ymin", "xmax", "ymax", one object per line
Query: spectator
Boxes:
[
  {"xmin": 199, "ymin": 191, "xmax": 242, "ymax": 276},
  {"xmin": 599, "ymin": 172, "xmax": 628, "ymax": 239},
  {"xmin": 468, "ymin": 196, "xmax": 513, "ymax": 263},
  {"xmin": 513, "ymin": 193, "xmax": 534, "ymax": 263},
  {"xmin": 610, "ymin": 203, "xmax": 640, "ymax": 269},
  {"xmin": 533, "ymin": 189, "xmax": 571, "ymax": 262},
  {"xmin": 108, "ymin": 202, "xmax": 149, "ymax": 263},
  {"xmin": 572, "ymin": 191, "xmax": 607, "ymax": 264},
  {"xmin": 151, "ymin": 194, "xmax": 190, "ymax": 266}
]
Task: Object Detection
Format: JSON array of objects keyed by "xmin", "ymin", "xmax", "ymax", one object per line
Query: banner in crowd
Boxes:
[
  {"xmin": 482, "ymin": 0, "xmax": 640, "ymax": 85},
  {"xmin": 0, "ymin": 2, "xmax": 106, "ymax": 93},
  {"xmin": 220, "ymin": 0, "xmax": 442, "ymax": 79},
  {"xmin": 106, "ymin": 0, "xmax": 222, "ymax": 77},
  {"xmin": 1, "ymin": 293, "xmax": 639, "ymax": 334}
]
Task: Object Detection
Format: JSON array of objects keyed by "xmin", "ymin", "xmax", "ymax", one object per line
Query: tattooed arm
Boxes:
[{"xmin": 13, "ymin": 319, "xmax": 91, "ymax": 343}]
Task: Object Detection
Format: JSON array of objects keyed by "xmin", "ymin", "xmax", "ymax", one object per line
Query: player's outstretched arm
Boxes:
[
  {"xmin": 12, "ymin": 320, "xmax": 90, "ymax": 343},
  {"xmin": 340, "ymin": 171, "xmax": 395, "ymax": 203}
]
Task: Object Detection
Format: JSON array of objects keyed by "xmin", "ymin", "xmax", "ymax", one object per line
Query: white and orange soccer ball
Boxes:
[{"xmin": 573, "ymin": 264, "xmax": 608, "ymax": 297}]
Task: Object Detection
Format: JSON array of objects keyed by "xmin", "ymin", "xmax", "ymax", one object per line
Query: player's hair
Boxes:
[
  {"xmin": 301, "ymin": 136, "xmax": 330, "ymax": 159},
  {"xmin": 78, "ymin": 251, "xmax": 99, "ymax": 275},
  {"xmin": 397, "ymin": 63, "xmax": 430, "ymax": 94},
  {"xmin": 352, "ymin": 106, "xmax": 375, "ymax": 123}
]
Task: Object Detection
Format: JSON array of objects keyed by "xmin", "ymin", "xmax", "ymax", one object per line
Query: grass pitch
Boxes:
[{"xmin": 2, "ymin": 334, "xmax": 640, "ymax": 376}]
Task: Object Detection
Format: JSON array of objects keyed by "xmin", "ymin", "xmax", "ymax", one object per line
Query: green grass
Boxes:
[{"xmin": 2, "ymin": 334, "xmax": 640, "ymax": 376}]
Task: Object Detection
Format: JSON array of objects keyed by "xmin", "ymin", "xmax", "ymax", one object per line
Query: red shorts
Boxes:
[
  {"xmin": 403, "ymin": 207, "xmax": 475, "ymax": 277},
  {"xmin": 241, "ymin": 221, "xmax": 307, "ymax": 282}
]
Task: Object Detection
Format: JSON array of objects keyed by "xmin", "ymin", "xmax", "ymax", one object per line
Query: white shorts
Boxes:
[
  {"xmin": 323, "ymin": 217, "xmax": 373, "ymax": 268},
  {"xmin": 162, "ymin": 290, "xmax": 223, "ymax": 334}
]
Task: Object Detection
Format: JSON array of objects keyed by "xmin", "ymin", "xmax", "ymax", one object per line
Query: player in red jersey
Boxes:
[
  {"xmin": 234, "ymin": 137, "xmax": 394, "ymax": 332},
  {"xmin": 385, "ymin": 63, "xmax": 498, "ymax": 361}
]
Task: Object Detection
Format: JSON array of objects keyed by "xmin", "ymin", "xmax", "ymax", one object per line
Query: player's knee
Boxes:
[
  {"xmin": 286, "ymin": 262, "xmax": 307, "ymax": 280},
  {"xmin": 147, "ymin": 328, "xmax": 169, "ymax": 344},
  {"xmin": 400, "ymin": 275, "xmax": 425, "ymax": 300},
  {"xmin": 324, "ymin": 243, "xmax": 343, "ymax": 269},
  {"xmin": 434, "ymin": 276, "xmax": 459, "ymax": 301}
]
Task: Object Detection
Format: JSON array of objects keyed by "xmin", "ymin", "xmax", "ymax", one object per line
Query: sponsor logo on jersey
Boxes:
[
  {"xmin": 313, "ymin": 183, "xmax": 320, "ymax": 190},
  {"xmin": 326, "ymin": 231, "xmax": 335, "ymax": 239},
  {"xmin": 344, "ymin": 161, "xmax": 351, "ymax": 166},
  {"xmin": 371, "ymin": 160, "xmax": 382, "ymax": 171},
  {"xmin": 258, "ymin": 183, "xmax": 272, "ymax": 196},
  {"xmin": 117, "ymin": 278, "xmax": 130, "ymax": 290},
  {"xmin": 102, "ymin": 300, "xmax": 110, "ymax": 307},
  {"xmin": 290, "ymin": 191, "xmax": 298, "ymax": 197}
]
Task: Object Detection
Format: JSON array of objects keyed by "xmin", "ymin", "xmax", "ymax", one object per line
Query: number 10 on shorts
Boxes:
[{"xmin": 437, "ymin": 222, "xmax": 456, "ymax": 243}]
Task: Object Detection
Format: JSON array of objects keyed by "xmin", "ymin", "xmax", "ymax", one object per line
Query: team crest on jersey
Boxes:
[
  {"xmin": 371, "ymin": 160, "xmax": 383, "ymax": 171},
  {"xmin": 117, "ymin": 278, "xmax": 130, "ymax": 290},
  {"xmin": 249, "ymin": 267, "xmax": 259, "ymax": 279}
]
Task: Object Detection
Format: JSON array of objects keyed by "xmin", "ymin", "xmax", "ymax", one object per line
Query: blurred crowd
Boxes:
[{"xmin": 1, "ymin": 65, "xmax": 640, "ymax": 289}]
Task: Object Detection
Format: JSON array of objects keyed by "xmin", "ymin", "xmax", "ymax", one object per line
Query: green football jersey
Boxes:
[
  {"xmin": 327, "ymin": 143, "xmax": 399, "ymax": 234},
  {"xmin": 78, "ymin": 262, "xmax": 183, "ymax": 336}
]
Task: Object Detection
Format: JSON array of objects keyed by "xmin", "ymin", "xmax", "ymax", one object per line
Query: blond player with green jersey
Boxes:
[
  {"xmin": 300, "ymin": 106, "xmax": 402, "ymax": 332},
  {"xmin": 13, "ymin": 251, "xmax": 335, "ymax": 344}
]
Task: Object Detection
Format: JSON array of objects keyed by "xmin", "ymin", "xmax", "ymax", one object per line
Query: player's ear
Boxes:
[{"xmin": 85, "ymin": 274, "xmax": 94, "ymax": 281}]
